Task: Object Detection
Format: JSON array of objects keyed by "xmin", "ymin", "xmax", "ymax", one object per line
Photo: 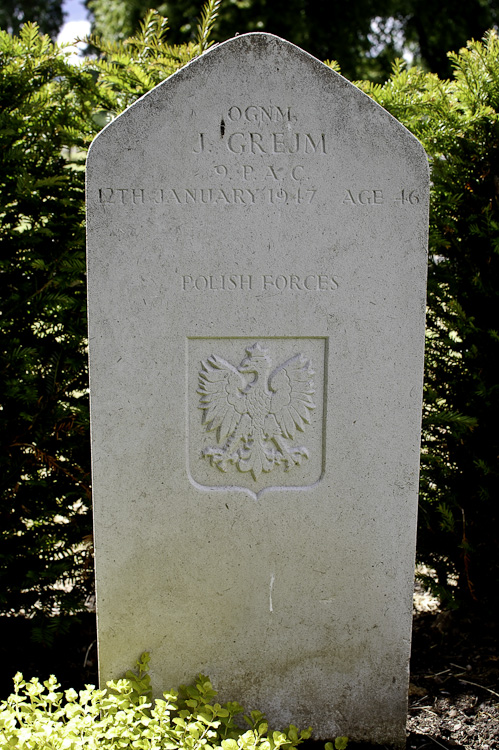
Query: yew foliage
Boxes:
[
  {"xmin": 360, "ymin": 34, "xmax": 499, "ymax": 606},
  {"xmin": 1, "ymin": 15, "xmax": 498, "ymax": 632}
]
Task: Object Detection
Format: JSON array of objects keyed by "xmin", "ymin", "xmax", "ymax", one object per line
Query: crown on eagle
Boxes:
[{"xmin": 244, "ymin": 342, "xmax": 270, "ymax": 360}]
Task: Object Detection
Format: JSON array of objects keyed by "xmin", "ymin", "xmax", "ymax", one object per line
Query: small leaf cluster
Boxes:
[
  {"xmin": 0, "ymin": 654, "xmax": 319, "ymax": 750},
  {"xmin": 85, "ymin": 0, "xmax": 222, "ymax": 113}
]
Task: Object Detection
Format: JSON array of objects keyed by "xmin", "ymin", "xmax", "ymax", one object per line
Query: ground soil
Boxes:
[
  {"xmin": 405, "ymin": 610, "xmax": 499, "ymax": 750},
  {"xmin": 0, "ymin": 608, "xmax": 497, "ymax": 749}
]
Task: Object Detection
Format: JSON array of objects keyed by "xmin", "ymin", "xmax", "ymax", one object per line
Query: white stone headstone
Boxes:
[{"xmin": 86, "ymin": 33, "xmax": 429, "ymax": 747}]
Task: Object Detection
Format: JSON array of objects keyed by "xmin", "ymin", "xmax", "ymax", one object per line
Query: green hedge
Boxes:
[
  {"xmin": 0, "ymin": 25, "xmax": 100, "ymax": 627},
  {"xmin": 359, "ymin": 37, "xmax": 499, "ymax": 607},
  {"xmin": 1, "ymin": 8, "xmax": 498, "ymax": 628}
]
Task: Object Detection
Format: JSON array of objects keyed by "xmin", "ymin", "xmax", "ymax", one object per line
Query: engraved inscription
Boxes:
[
  {"xmin": 198, "ymin": 343, "xmax": 315, "ymax": 480},
  {"xmin": 100, "ymin": 102, "xmax": 326, "ymax": 209},
  {"xmin": 98, "ymin": 186, "xmax": 314, "ymax": 207},
  {"xmin": 262, "ymin": 273, "xmax": 338, "ymax": 290},
  {"xmin": 188, "ymin": 102, "xmax": 323, "ymax": 204},
  {"xmin": 170, "ymin": 188, "xmax": 258, "ymax": 205},
  {"xmin": 98, "ymin": 102, "xmax": 425, "ymax": 215},
  {"xmin": 226, "ymin": 105, "xmax": 297, "ymax": 123},
  {"xmin": 194, "ymin": 132, "xmax": 326, "ymax": 155},
  {"xmin": 394, "ymin": 189, "xmax": 420, "ymax": 205},
  {"xmin": 342, "ymin": 188, "xmax": 422, "ymax": 206},
  {"xmin": 225, "ymin": 132, "xmax": 326, "ymax": 155},
  {"xmin": 212, "ymin": 164, "xmax": 305, "ymax": 181},
  {"xmin": 195, "ymin": 105, "xmax": 325, "ymax": 155},
  {"xmin": 193, "ymin": 130, "xmax": 326, "ymax": 156},
  {"xmin": 98, "ymin": 185, "xmax": 423, "ymax": 209},
  {"xmin": 183, "ymin": 274, "xmax": 253, "ymax": 291},
  {"xmin": 343, "ymin": 189, "xmax": 384, "ymax": 205},
  {"xmin": 181, "ymin": 274, "xmax": 339, "ymax": 292}
]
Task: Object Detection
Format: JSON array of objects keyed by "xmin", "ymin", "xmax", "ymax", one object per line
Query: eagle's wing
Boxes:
[
  {"xmin": 198, "ymin": 355, "xmax": 247, "ymax": 441},
  {"xmin": 268, "ymin": 354, "xmax": 315, "ymax": 439}
]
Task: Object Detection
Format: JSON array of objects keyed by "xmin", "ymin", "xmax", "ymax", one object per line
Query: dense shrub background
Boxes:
[
  {"xmin": 358, "ymin": 38, "xmax": 499, "ymax": 607},
  {"xmin": 0, "ymin": 26, "xmax": 99, "ymax": 633},
  {"xmin": 85, "ymin": 0, "xmax": 499, "ymax": 82},
  {"xmin": 1, "ymin": 10, "xmax": 498, "ymax": 638},
  {"xmin": 0, "ymin": 7, "xmax": 225, "ymax": 636}
]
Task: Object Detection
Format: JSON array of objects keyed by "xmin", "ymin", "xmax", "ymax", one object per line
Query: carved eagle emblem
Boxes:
[{"xmin": 198, "ymin": 342, "xmax": 316, "ymax": 480}]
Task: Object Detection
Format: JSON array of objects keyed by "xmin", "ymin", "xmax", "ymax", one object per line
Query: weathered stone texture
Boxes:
[{"xmin": 87, "ymin": 34, "xmax": 429, "ymax": 747}]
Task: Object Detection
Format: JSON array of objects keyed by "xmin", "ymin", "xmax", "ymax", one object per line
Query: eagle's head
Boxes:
[{"xmin": 238, "ymin": 343, "xmax": 271, "ymax": 376}]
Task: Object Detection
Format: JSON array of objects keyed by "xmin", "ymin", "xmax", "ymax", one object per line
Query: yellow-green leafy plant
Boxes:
[{"xmin": 0, "ymin": 653, "xmax": 322, "ymax": 750}]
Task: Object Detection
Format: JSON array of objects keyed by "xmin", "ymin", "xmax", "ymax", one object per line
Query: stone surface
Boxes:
[{"xmin": 86, "ymin": 33, "xmax": 429, "ymax": 747}]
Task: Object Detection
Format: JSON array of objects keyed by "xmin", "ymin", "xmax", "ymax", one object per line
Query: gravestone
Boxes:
[{"xmin": 86, "ymin": 33, "xmax": 429, "ymax": 748}]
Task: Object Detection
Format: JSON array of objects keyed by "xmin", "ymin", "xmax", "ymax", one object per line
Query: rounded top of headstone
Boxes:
[{"xmin": 88, "ymin": 31, "xmax": 427, "ymax": 171}]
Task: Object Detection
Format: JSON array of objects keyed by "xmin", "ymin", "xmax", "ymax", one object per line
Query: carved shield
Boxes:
[{"xmin": 187, "ymin": 337, "xmax": 326, "ymax": 499}]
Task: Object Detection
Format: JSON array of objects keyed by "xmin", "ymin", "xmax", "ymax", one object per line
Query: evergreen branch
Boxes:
[{"xmin": 196, "ymin": 0, "xmax": 222, "ymax": 54}]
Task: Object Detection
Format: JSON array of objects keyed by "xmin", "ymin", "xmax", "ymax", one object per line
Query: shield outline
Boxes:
[{"xmin": 186, "ymin": 336, "xmax": 327, "ymax": 499}]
